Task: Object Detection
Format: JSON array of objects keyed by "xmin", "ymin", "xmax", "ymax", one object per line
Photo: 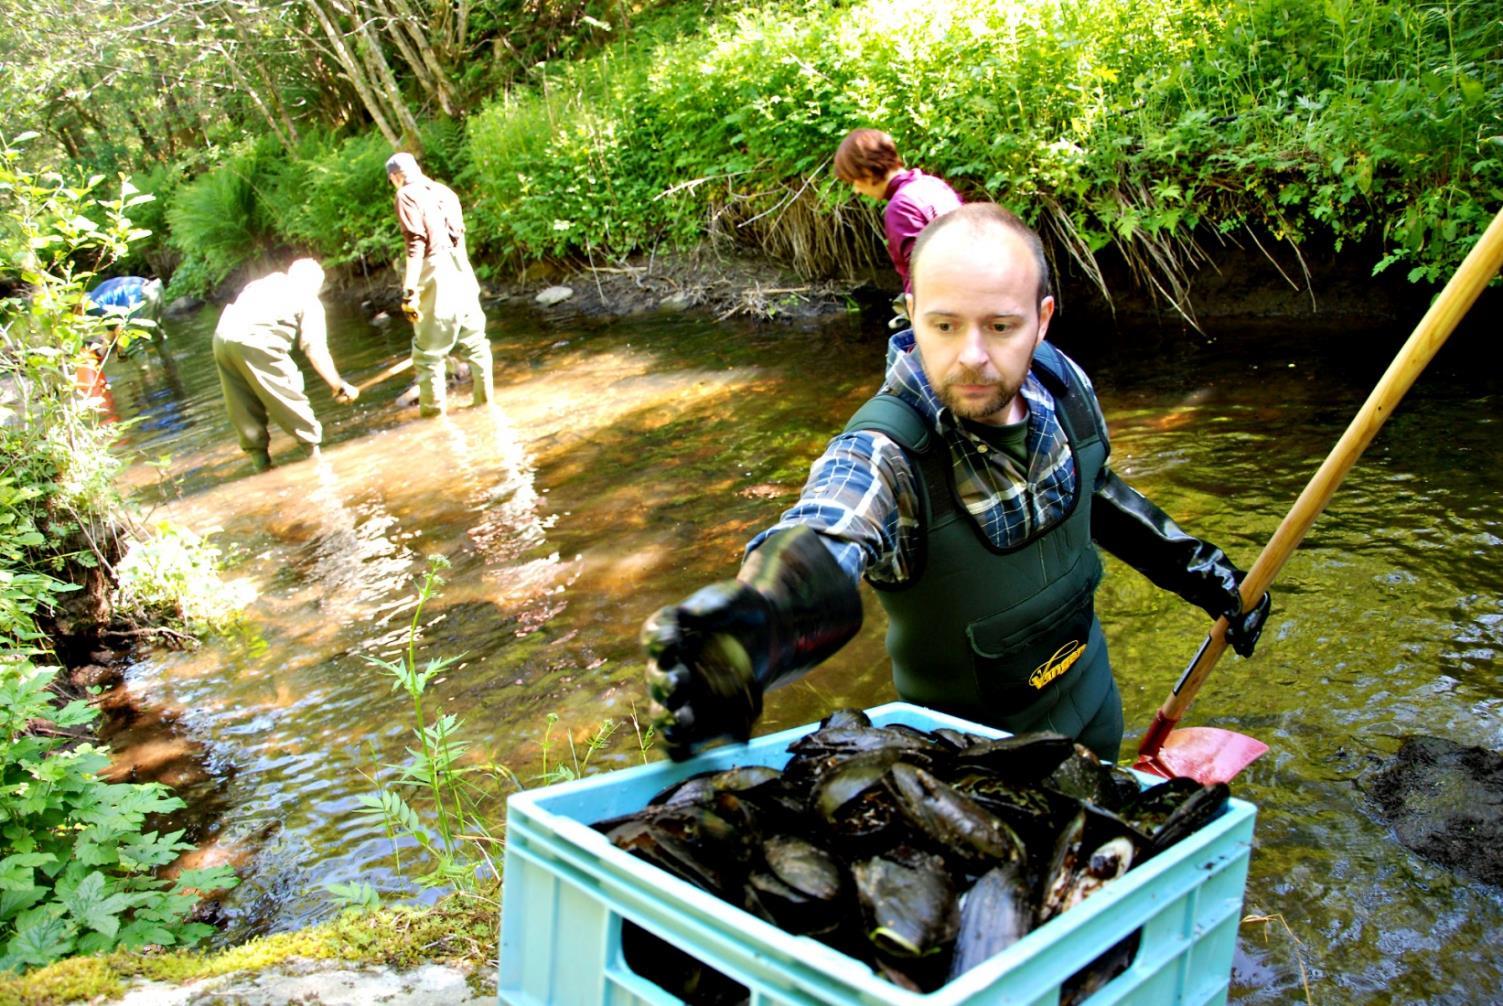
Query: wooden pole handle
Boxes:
[
  {"xmin": 1150, "ymin": 206, "xmax": 1503, "ymax": 734},
  {"xmin": 355, "ymin": 356, "xmax": 414, "ymax": 393}
]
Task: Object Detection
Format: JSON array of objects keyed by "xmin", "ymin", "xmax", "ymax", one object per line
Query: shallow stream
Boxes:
[{"xmin": 105, "ymin": 296, "xmax": 1503, "ymax": 1003}]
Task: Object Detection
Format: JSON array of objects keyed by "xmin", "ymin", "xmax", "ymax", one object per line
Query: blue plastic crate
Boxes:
[{"xmin": 499, "ymin": 702, "xmax": 1256, "ymax": 1006}]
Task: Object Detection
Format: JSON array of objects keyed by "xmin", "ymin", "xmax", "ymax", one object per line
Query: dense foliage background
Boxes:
[{"xmin": 4, "ymin": 0, "xmax": 1497, "ymax": 306}]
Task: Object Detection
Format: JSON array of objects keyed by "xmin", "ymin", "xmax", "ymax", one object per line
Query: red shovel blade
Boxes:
[{"xmin": 1133, "ymin": 726, "xmax": 1269, "ymax": 785}]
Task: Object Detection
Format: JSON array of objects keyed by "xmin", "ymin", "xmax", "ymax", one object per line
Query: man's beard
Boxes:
[{"xmin": 938, "ymin": 367, "xmax": 1023, "ymax": 421}]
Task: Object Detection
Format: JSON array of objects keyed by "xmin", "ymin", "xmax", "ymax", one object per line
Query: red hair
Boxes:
[{"xmin": 833, "ymin": 129, "xmax": 903, "ymax": 184}]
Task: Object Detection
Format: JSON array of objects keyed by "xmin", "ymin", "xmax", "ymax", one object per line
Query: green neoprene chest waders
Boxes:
[{"xmin": 845, "ymin": 344, "xmax": 1120, "ymax": 755}]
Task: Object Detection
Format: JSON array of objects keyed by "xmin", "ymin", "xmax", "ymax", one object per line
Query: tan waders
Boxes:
[
  {"xmin": 213, "ymin": 336, "xmax": 321, "ymax": 467},
  {"xmin": 212, "ymin": 274, "xmax": 328, "ymax": 468},
  {"xmin": 411, "ymin": 248, "xmax": 493, "ymax": 416}
]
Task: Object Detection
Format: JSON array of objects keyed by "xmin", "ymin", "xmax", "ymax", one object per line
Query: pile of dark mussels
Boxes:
[{"xmin": 594, "ymin": 708, "xmax": 1230, "ymax": 1001}]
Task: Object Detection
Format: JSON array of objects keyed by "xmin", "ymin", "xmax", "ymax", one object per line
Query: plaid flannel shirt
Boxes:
[{"xmin": 748, "ymin": 332, "xmax": 1101, "ymax": 586}]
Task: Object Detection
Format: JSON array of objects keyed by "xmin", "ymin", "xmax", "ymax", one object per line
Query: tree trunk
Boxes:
[
  {"xmin": 158, "ymin": 77, "xmax": 200, "ymax": 158},
  {"xmin": 62, "ymin": 94, "xmax": 112, "ymax": 153},
  {"xmin": 335, "ymin": 0, "xmax": 422, "ymax": 146},
  {"xmin": 370, "ymin": 0, "xmax": 445, "ymax": 114},
  {"xmin": 392, "ymin": 0, "xmax": 463, "ymax": 108},
  {"xmin": 220, "ymin": 42, "xmax": 298, "ymax": 152},
  {"xmin": 70, "ymin": 67, "xmax": 125, "ymax": 155},
  {"xmin": 373, "ymin": 0, "xmax": 457, "ymax": 116},
  {"xmin": 309, "ymin": 55, "xmax": 357, "ymax": 124},
  {"xmin": 304, "ymin": 0, "xmax": 402, "ymax": 147},
  {"xmin": 454, "ymin": 0, "xmax": 470, "ymax": 62},
  {"xmin": 56, "ymin": 123, "xmax": 83, "ymax": 160}
]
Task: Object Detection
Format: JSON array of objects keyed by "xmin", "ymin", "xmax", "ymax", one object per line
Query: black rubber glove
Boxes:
[
  {"xmin": 643, "ymin": 526, "xmax": 862, "ymax": 761},
  {"xmin": 1223, "ymin": 569, "xmax": 1270, "ymax": 658},
  {"xmin": 1092, "ymin": 470, "xmax": 1271, "ymax": 658}
]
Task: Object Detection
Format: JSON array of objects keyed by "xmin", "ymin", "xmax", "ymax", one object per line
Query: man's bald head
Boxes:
[{"xmin": 909, "ymin": 203, "xmax": 1051, "ymax": 308}]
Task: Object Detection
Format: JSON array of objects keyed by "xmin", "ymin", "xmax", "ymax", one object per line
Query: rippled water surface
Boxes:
[{"xmin": 105, "ymin": 297, "xmax": 1503, "ymax": 1003}]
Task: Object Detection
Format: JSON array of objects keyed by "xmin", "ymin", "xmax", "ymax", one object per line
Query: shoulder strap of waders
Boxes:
[
  {"xmin": 843, "ymin": 394, "xmax": 956, "ymax": 526},
  {"xmin": 1031, "ymin": 342, "xmax": 1108, "ymax": 451}
]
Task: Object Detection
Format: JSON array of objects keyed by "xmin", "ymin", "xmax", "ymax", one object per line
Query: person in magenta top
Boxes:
[{"xmin": 834, "ymin": 128, "xmax": 962, "ymax": 292}]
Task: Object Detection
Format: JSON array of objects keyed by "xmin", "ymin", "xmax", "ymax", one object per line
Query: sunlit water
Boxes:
[{"xmin": 103, "ymin": 297, "xmax": 1503, "ymax": 1003}]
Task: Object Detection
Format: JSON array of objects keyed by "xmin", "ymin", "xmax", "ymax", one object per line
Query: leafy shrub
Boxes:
[
  {"xmin": 461, "ymin": 0, "xmax": 1502, "ymax": 291},
  {"xmin": 465, "ymin": 56, "xmax": 703, "ymax": 266},
  {"xmin": 273, "ymin": 131, "xmax": 403, "ymax": 271},
  {"xmin": 164, "ymin": 136, "xmax": 284, "ymax": 296},
  {"xmin": 115, "ymin": 163, "xmax": 182, "ymax": 277},
  {"xmin": 0, "ymin": 478, "xmax": 74, "ymax": 650},
  {"xmin": 175, "ymin": 120, "xmax": 480, "ymax": 279},
  {"xmin": 113, "ymin": 522, "xmax": 255, "ymax": 634},
  {"xmin": 123, "ymin": 0, "xmax": 1501, "ymax": 298},
  {"xmin": 0, "ymin": 659, "xmax": 238, "ymax": 971},
  {"xmin": 0, "ymin": 139, "xmax": 239, "ymax": 972}
]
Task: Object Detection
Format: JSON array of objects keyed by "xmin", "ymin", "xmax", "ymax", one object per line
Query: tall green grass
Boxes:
[
  {"xmin": 460, "ymin": 0, "xmax": 1501, "ymax": 293},
  {"xmin": 156, "ymin": 0, "xmax": 1501, "ymax": 300}
]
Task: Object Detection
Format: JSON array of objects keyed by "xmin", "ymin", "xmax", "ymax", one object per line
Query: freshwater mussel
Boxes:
[
  {"xmin": 595, "ymin": 709, "xmax": 1233, "ymax": 1000},
  {"xmin": 744, "ymin": 834, "xmax": 846, "ymax": 937}
]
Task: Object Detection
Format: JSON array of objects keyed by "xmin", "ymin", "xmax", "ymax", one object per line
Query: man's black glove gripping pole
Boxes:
[
  {"xmin": 643, "ymin": 526, "xmax": 863, "ymax": 761},
  {"xmin": 1091, "ymin": 471, "xmax": 1270, "ymax": 657}
]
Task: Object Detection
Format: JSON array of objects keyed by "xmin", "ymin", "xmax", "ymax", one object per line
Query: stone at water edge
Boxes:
[
  {"xmin": 1366, "ymin": 734, "xmax": 1503, "ymax": 887},
  {"xmin": 535, "ymin": 285, "xmax": 574, "ymax": 306},
  {"xmin": 109, "ymin": 960, "xmax": 492, "ymax": 1005}
]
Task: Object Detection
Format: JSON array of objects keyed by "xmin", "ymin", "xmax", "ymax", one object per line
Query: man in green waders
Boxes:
[
  {"xmin": 213, "ymin": 258, "xmax": 358, "ymax": 472},
  {"xmin": 644, "ymin": 203, "xmax": 1271, "ymax": 763},
  {"xmin": 385, "ymin": 152, "xmax": 493, "ymax": 417}
]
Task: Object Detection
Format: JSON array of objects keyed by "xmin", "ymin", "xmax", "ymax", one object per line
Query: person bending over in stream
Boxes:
[
  {"xmin": 213, "ymin": 258, "xmax": 358, "ymax": 472},
  {"xmin": 643, "ymin": 203, "xmax": 1271, "ymax": 763},
  {"xmin": 84, "ymin": 275, "xmax": 164, "ymax": 344},
  {"xmin": 385, "ymin": 152, "xmax": 493, "ymax": 418}
]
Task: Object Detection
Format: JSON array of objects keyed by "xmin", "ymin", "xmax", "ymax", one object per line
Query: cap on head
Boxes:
[{"xmin": 385, "ymin": 152, "xmax": 421, "ymax": 179}]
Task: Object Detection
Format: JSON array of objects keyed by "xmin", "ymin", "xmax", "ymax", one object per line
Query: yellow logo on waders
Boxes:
[{"xmin": 1029, "ymin": 640, "xmax": 1086, "ymax": 690}]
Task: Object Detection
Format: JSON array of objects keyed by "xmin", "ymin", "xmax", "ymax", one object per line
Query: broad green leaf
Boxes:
[
  {"xmin": 62, "ymin": 871, "xmax": 132, "ymax": 938},
  {"xmin": 324, "ymin": 880, "xmax": 381, "ymax": 911},
  {"xmin": 118, "ymin": 920, "xmax": 177, "ymax": 948},
  {"xmin": 0, "ymin": 852, "xmax": 57, "ymax": 889},
  {"xmin": 171, "ymin": 865, "xmax": 237, "ymax": 894},
  {"xmin": 5, "ymin": 913, "xmax": 73, "ymax": 967}
]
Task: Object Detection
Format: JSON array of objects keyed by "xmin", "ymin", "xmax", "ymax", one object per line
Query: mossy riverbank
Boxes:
[{"xmin": 0, "ymin": 894, "xmax": 498, "ymax": 1005}]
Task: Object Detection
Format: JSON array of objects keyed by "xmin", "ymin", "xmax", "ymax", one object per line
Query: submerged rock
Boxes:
[
  {"xmin": 164, "ymin": 295, "xmax": 203, "ymax": 317},
  {"xmin": 1367, "ymin": 735, "xmax": 1503, "ymax": 886}
]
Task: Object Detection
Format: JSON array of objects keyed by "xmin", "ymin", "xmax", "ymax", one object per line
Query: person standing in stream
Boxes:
[
  {"xmin": 213, "ymin": 258, "xmax": 358, "ymax": 472},
  {"xmin": 642, "ymin": 203, "xmax": 1271, "ymax": 764},
  {"xmin": 385, "ymin": 152, "xmax": 494, "ymax": 417}
]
